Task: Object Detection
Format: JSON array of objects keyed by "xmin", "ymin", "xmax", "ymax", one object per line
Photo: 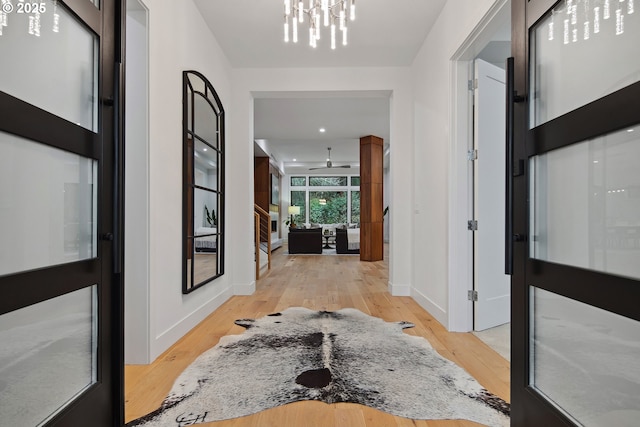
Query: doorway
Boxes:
[{"xmin": 449, "ymin": 0, "xmax": 511, "ymax": 345}]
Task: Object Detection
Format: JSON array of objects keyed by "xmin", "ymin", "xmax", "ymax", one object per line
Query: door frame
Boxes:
[
  {"xmin": 124, "ymin": 0, "xmax": 151, "ymax": 365},
  {"xmin": 448, "ymin": 0, "xmax": 510, "ymax": 332}
]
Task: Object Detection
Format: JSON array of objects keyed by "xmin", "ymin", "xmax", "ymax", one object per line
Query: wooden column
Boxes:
[
  {"xmin": 359, "ymin": 135, "xmax": 384, "ymax": 261},
  {"xmin": 254, "ymin": 157, "xmax": 270, "ymax": 211}
]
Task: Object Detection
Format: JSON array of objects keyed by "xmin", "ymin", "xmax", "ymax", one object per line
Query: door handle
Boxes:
[{"xmin": 505, "ymin": 57, "xmax": 525, "ymax": 275}]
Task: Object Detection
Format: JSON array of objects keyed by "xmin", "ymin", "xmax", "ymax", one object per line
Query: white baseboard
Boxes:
[
  {"xmin": 151, "ymin": 285, "xmax": 234, "ymax": 362},
  {"xmin": 234, "ymin": 280, "xmax": 255, "ymax": 296},
  {"xmin": 388, "ymin": 281, "xmax": 411, "ymax": 296},
  {"xmin": 411, "ymin": 287, "xmax": 448, "ymax": 328},
  {"xmin": 271, "ymin": 238, "xmax": 283, "ymax": 250}
]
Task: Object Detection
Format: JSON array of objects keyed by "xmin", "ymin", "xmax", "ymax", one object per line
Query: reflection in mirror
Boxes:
[{"xmin": 183, "ymin": 71, "xmax": 225, "ymax": 293}]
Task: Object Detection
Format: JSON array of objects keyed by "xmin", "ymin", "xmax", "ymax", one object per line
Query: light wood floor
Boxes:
[{"xmin": 125, "ymin": 246, "xmax": 510, "ymax": 427}]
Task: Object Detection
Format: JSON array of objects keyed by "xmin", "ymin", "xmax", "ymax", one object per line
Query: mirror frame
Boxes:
[{"xmin": 182, "ymin": 70, "xmax": 225, "ymax": 293}]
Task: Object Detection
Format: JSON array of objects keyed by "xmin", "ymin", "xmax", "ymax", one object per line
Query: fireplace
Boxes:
[{"xmin": 271, "ymin": 220, "xmax": 277, "ymax": 232}]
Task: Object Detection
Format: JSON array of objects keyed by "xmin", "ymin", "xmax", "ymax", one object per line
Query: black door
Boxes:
[
  {"xmin": 510, "ymin": 0, "xmax": 640, "ymax": 425},
  {"xmin": 0, "ymin": 0, "xmax": 122, "ymax": 425}
]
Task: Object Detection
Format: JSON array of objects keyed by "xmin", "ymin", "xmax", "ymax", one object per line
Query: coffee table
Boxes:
[{"xmin": 322, "ymin": 234, "xmax": 335, "ymax": 249}]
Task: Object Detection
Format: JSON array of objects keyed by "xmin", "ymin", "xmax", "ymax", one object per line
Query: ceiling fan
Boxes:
[{"xmin": 309, "ymin": 147, "xmax": 351, "ymax": 170}]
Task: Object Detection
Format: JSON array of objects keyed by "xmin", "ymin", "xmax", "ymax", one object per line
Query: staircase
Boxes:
[{"xmin": 254, "ymin": 204, "xmax": 272, "ymax": 279}]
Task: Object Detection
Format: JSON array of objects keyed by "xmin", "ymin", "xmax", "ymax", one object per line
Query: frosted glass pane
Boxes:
[
  {"xmin": 0, "ymin": 286, "xmax": 97, "ymax": 426},
  {"xmin": 0, "ymin": 131, "xmax": 97, "ymax": 276},
  {"xmin": 0, "ymin": 0, "xmax": 98, "ymax": 131},
  {"xmin": 530, "ymin": 124, "xmax": 640, "ymax": 280},
  {"xmin": 531, "ymin": 287, "xmax": 640, "ymax": 426},
  {"xmin": 530, "ymin": 1, "xmax": 640, "ymax": 127}
]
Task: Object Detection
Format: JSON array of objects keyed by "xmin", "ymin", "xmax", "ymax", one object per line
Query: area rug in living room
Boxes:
[{"xmin": 126, "ymin": 308, "xmax": 510, "ymax": 427}]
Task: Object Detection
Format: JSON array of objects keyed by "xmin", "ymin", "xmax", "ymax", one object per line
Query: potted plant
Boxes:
[{"xmin": 204, "ymin": 205, "xmax": 217, "ymax": 227}]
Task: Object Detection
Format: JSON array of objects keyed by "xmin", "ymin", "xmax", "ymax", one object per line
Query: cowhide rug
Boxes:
[{"xmin": 127, "ymin": 308, "xmax": 510, "ymax": 427}]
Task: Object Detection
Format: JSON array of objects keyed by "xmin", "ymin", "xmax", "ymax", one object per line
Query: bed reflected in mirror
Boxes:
[{"xmin": 183, "ymin": 70, "xmax": 225, "ymax": 293}]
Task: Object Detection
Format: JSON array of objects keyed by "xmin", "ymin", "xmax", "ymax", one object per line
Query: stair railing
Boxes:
[{"xmin": 254, "ymin": 204, "xmax": 272, "ymax": 278}]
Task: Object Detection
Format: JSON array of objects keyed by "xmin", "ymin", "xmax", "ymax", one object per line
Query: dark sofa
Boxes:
[
  {"xmin": 336, "ymin": 228, "xmax": 360, "ymax": 254},
  {"xmin": 288, "ymin": 227, "xmax": 323, "ymax": 254}
]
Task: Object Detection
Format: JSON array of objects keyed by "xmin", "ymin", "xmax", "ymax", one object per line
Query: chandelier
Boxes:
[
  {"xmin": 284, "ymin": 0, "xmax": 356, "ymax": 49},
  {"xmin": 547, "ymin": 0, "xmax": 634, "ymax": 43}
]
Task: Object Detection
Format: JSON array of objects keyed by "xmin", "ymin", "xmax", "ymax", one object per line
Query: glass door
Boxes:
[
  {"xmin": 0, "ymin": 0, "xmax": 121, "ymax": 425},
  {"xmin": 511, "ymin": 0, "xmax": 640, "ymax": 425}
]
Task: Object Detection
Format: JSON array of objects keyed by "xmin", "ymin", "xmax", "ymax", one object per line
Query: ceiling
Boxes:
[
  {"xmin": 254, "ymin": 93, "xmax": 390, "ymax": 172},
  {"xmin": 190, "ymin": 0, "xmax": 449, "ymax": 174},
  {"xmin": 193, "ymin": 0, "xmax": 448, "ymax": 69}
]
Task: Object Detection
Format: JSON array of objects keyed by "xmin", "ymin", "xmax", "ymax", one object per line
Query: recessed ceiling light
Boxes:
[
  {"xmin": 319, "ymin": 128, "xmax": 326, "ymax": 133},
  {"xmin": 593, "ymin": 160, "xmax": 599, "ymax": 163},
  {"xmin": 292, "ymin": 158, "xmax": 297, "ymax": 162},
  {"xmin": 203, "ymin": 148, "xmax": 208, "ymax": 151},
  {"xmin": 628, "ymin": 128, "xmax": 635, "ymax": 133}
]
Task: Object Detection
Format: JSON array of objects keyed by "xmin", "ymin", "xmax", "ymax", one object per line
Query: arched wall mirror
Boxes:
[{"xmin": 183, "ymin": 70, "xmax": 225, "ymax": 293}]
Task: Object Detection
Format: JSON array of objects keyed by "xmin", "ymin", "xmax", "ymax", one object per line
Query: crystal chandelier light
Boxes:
[
  {"xmin": 284, "ymin": 0, "xmax": 356, "ymax": 49},
  {"xmin": 547, "ymin": 0, "xmax": 634, "ymax": 43}
]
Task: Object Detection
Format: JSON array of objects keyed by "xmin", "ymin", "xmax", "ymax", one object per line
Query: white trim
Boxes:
[
  {"xmin": 151, "ymin": 285, "xmax": 234, "ymax": 362},
  {"xmin": 234, "ymin": 280, "xmax": 256, "ymax": 296},
  {"xmin": 412, "ymin": 287, "xmax": 448, "ymax": 327},
  {"xmin": 124, "ymin": 0, "xmax": 151, "ymax": 364},
  {"xmin": 448, "ymin": 0, "xmax": 510, "ymax": 332},
  {"xmin": 448, "ymin": 59, "xmax": 475, "ymax": 332},
  {"xmin": 388, "ymin": 281, "xmax": 411, "ymax": 296}
]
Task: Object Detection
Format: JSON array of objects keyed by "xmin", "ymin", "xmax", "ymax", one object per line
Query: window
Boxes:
[
  {"xmin": 290, "ymin": 175, "xmax": 360, "ymax": 225},
  {"xmin": 309, "ymin": 176, "xmax": 347, "ymax": 186},
  {"xmin": 350, "ymin": 191, "xmax": 360, "ymax": 224},
  {"xmin": 291, "ymin": 191, "xmax": 307, "ymax": 222},
  {"xmin": 309, "ymin": 191, "xmax": 347, "ymax": 223},
  {"xmin": 291, "ymin": 176, "xmax": 306, "ymax": 186}
]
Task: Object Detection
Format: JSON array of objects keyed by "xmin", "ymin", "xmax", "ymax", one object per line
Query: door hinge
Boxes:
[
  {"xmin": 467, "ymin": 220, "xmax": 478, "ymax": 231},
  {"xmin": 467, "ymin": 149, "xmax": 478, "ymax": 161},
  {"xmin": 468, "ymin": 79, "xmax": 478, "ymax": 91},
  {"xmin": 468, "ymin": 290, "xmax": 478, "ymax": 302}
]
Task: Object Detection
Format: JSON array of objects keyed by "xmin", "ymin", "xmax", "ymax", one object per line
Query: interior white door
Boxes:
[{"xmin": 473, "ymin": 58, "xmax": 510, "ymax": 331}]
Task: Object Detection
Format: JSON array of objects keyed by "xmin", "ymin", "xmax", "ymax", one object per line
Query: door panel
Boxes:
[
  {"xmin": 512, "ymin": 0, "xmax": 640, "ymax": 425},
  {"xmin": 530, "ymin": 125, "xmax": 640, "ymax": 280},
  {"xmin": 531, "ymin": 287, "xmax": 640, "ymax": 426},
  {"xmin": 0, "ymin": 285, "xmax": 98, "ymax": 426},
  {"xmin": 0, "ymin": 132, "xmax": 97, "ymax": 276},
  {"xmin": 0, "ymin": 0, "xmax": 99, "ymax": 131},
  {"xmin": 473, "ymin": 59, "xmax": 510, "ymax": 331},
  {"xmin": 529, "ymin": 0, "xmax": 640, "ymax": 128},
  {"xmin": 0, "ymin": 0, "xmax": 121, "ymax": 425}
]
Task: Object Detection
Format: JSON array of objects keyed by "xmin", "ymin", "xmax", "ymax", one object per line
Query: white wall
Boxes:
[
  {"xmin": 124, "ymin": 5, "xmax": 150, "ymax": 364},
  {"xmin": 141, "ymin": 0, "xmax": 234, "ymax": 362},
  {"xmin": 410, "ymin": 0, "xmax": 503, "ymax": 327},
  {"xmin": 232, "ymin": 68, "xmax": 414, "ymax": 296}
]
